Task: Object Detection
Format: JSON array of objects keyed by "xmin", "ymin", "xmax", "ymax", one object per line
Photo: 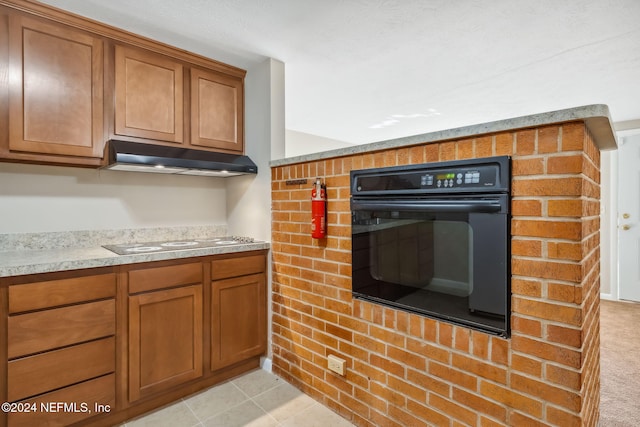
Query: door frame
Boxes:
[{"xmin": 603, "ymin": 126, "xmax": 640, "ymax": 301}]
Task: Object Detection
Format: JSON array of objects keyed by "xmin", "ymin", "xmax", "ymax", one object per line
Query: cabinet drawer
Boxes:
[
  {"xmin": 8, "ymin": 274, "xmax": 116, "ymax": 313},
  {"xmin": 8, "ymin": 299, "xmax": 115, "ymax": 359},
  {"xmin": 8, "ymin": 374, "xmax": 115, "ymax": 427},
  {"xmin": 129, "ymin": 262, "xmax": 202, "ymax": 294},
  {"xmin": 211, "ymin": 254, "xmax": 265, "ymax": 280},
  {"xmin": 8, "ymin": 337, "xmax": 115, "ymax": 402}
]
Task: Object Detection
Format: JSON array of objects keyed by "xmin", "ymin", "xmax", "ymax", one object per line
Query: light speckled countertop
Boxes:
[
  {"xmin": 0, "ymin": 226, "xmax": 270, "ymax": 278},
  {"xmin": 270, "ymin": 104, "xmax": 617, "ymax": 167},
  {"xmin": 0, "ymin": 243, "xmax": 270, "ymax": 278}
]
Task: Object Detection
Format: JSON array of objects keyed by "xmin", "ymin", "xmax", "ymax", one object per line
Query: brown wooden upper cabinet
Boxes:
[
  {"xmin": 4, "ymin": 14, "xmax": 104, "ymax": 165},
  {"xmin": 113, "ymin": 45, "xmax": 244, "ymax": 154},
  {"xmin": 0, "ymin": 2, "xmax": 247, "ymax": 169},
  {"xmin": 114, "ymin": 45, "xmax": 184, "ymax": 144},
  {"xmin": 191, "ymin": 68, "xmax": 244, "ymax": 153}
]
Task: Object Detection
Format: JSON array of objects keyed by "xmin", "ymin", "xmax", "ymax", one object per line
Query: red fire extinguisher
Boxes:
[{"xmin": 311, "ymin": 178, "xmax": 327, "ymax": 239}]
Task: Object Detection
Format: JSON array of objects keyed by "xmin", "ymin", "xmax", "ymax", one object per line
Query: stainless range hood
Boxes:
[{"xmin": 103, "ymin": 140, "xmax": 258, "ymax": 177}]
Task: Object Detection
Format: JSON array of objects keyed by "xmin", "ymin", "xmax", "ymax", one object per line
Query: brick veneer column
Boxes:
[
  {"xmin": 271, "ymin": 121, "xmax": 600, "ymax": 426},
  {"xmin": 510, "ymin": 123, "xmax": 600, "ymax": 426}
]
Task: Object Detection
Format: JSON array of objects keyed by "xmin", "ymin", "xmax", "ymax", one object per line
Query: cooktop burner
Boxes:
[{"xmin": 102, "ymin": 237, "xmax": 255, "ymax": 255}]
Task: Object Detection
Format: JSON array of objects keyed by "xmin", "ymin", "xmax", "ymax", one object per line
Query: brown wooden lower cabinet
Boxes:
[
  {"xmin": 1, "ymin": 250, "xmax": 267, "ymax": 427},
  {"xmin": 211, "ymin": 273, "xmax": 266, "ymax": 371},
  {"xmin": 128, "ymin": 284, "xmax": 203, "ymax": 402},
  {"xmin": 211, "ymin": 253, "xmax": 267, "ymax": 371}
]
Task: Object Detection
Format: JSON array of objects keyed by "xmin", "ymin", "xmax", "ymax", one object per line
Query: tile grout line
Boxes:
[
  {"xmin": 181, "ymin": 381, "xmax": 249, "ymax": 424},
  {"xmin": 181, "ymin": 399, "xmax": 204, "ymax": 425},
  {"xmin": 248, "ymin": 392, "xmax": 281, "ymax": 426},
  {"xmin": 245, "ymin": 382, "xmax": 286, "ymax": 424},
  {"xmin": 243, "ymin": 378, "xmax": 290, "ymax": 400},
  {"xmin": 192, "ymin": 381, "xmax": 277, "ymax": 426},
  {"xmin": 231, "ymin": 372, "xmax": 287, "ymax": 399},
  {"xmin": 128, "ymin": 371, "xmax": 351, "ymax": 426},
  {"xmin": 251, "ymin": 383, "xmax": 320, "ymax": 425},
  {"xmin": 231, "ymin": 373, "xmax": 290, "ymax": 425},
  {"xmin": 229, "ymin": 379, "xmax": 254, "ymax": 401}
]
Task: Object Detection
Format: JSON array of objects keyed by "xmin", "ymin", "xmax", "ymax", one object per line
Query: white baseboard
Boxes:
[
  {"xmin": 260, "ymin": 357, "xmax": 272, "ymax": 373},
  {"xmin": 600, "ymin": 293, "xmax": 616, "ymax": 301}
]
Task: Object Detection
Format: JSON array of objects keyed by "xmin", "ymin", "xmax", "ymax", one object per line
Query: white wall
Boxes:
[
  {"xmin": 0, "ymin": 51, "xmax": 283, "ymax": 237},
  {"xmin": 227, "ymin": 58, "xmax": 284, "ymax": 241},
  {"xmin": 226, "ymin": 58, "xmax": 285, "ymax": 368},
  {"xmin": 0, "ymin": 163, "xmax": 227, "ymax": 233},
  {"xmin": 285, "ymin": 129, "xmax": 354, "ymax": 158}
]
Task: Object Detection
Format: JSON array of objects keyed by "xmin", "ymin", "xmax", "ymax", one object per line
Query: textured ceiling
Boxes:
[{"xmin": 39, "ymin": 0, "xmax": 640, "ymax": 146}]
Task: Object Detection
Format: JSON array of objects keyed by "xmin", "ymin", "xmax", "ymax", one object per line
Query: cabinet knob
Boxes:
[
  {"xmin": 623, "ymin": 213, "xmax": 631, "ymax": 219},
  {"xmin": 622, "ymin": 224, "xmax": 631, "ymax": 231}
]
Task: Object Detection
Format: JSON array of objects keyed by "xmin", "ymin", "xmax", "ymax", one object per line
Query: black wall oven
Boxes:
[{"xmin": 351, "ymin": 156, "xmax": 510, "ymax": 336}]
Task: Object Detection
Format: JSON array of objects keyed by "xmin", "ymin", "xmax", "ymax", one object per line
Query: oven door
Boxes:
[{"xmin": 351, "ymin": 195, "xmax": 509, "ymax": 335}]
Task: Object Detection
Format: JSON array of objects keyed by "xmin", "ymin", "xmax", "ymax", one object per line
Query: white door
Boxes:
[{"xmin": 618, "ymin": 133, "xmax": 640, "ymax": 302}]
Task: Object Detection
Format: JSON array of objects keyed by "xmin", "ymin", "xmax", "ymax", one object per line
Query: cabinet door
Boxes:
[
  {"xmin": 211, "ymin": 273, "xmax": 266, "ymax": 371},
  {"xmin": 191, "ymin": 68, "xmax": 244, "ymax": 153},
  {"xmin": 114, "ymin": 45, "xmax": 184, "ymax": 143},
  {"xmin": 129, "ymin": 285, "xmax": 202, "ymax": 402},
  {"xmin": 7, "ymin": 15, "xmax": 104, "ymax": 159}
]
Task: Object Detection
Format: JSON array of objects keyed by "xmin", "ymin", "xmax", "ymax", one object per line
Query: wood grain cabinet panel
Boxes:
[
  {"xmin": 8, "ymin": 374, "xmax": 115, "ymax": 427},
  {"xmin": 211, "ymin": 273, "xmax": 266, "ymax": 371},
  {"xmin": 211, "ymin": 254, "xmax": 265, "ymax": 281},
  {"xmin": 1, "ymin": 2, "xmax": 247, "ymax": 170},
  {"xmin": 6, "ymin": 14, "xmax": 104, "ymax": 161},
  {"xmin": 1, "ymin": 252, "xmax": 266, "ymax": 426},
  {"xmin": 8, "ymin": 299, "xmax": 115, "ymax": 359},
  {"xmin": 191, "ymin": 68, "xmax": 244, "ymax": 153},
  {"xmin": 114, "ymin": 45, "xmax": 184, "ymax": 143},
  {"xmin": 7, "ymin": 337, "xmax": 115, "ymax": 402},
  {"xmin": 128, "ymin": 262, "xmax": 201, "ymax": 294},
  {"xmin": 8, "ymin": 273, "xmax": 116, "ymax": 313},
  {"xmin": 128, "ymin": 284, "xmax": 203, "ymax": 402}
]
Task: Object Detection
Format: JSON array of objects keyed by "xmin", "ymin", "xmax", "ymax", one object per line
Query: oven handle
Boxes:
[{"xmin": 351, "ymin": 199, "xmax": 504, "ymax": 213}]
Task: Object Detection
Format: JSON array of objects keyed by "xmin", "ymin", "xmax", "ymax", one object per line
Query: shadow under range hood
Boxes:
[{"xmin": 104, "ymin": 140, "xmax": 258, "ymax": 177}]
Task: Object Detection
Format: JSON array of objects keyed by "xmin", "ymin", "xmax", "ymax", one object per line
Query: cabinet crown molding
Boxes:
[{"xmin": 0, "ymin": 0, "xmax": 246, "ymax": 78}]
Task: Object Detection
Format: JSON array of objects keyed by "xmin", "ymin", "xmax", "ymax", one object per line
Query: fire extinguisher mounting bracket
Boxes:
[{"xmin": 285, "ymin": 179, "xmax": 308, "ymax": 186}]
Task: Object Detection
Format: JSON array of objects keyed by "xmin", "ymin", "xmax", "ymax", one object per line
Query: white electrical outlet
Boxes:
[{"xmin": 327, "ymin": 354, "xmax": 346, "ymax": 375}]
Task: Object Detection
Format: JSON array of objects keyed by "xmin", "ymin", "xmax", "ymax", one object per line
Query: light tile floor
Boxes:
[{"xmin": 124, "ymin": 369, "xmax": 355, "ymax": 427}]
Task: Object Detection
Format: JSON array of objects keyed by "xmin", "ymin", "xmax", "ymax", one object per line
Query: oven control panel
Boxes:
[
  {"xmin": 354, "ymin": 164, "xmax": 502, "ymax": 193},
  {"xmin": 351, "ymin": 156, "xmax": 509, "ymax": 195},
  {"xmin": 421, "ymin": 166, "xmax": 493, "ymax": 189}
]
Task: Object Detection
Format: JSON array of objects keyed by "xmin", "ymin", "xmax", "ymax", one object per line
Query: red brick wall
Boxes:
[{"xmin": 271, "ymin": 121, "xmax": 601, "ymax": 426}]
